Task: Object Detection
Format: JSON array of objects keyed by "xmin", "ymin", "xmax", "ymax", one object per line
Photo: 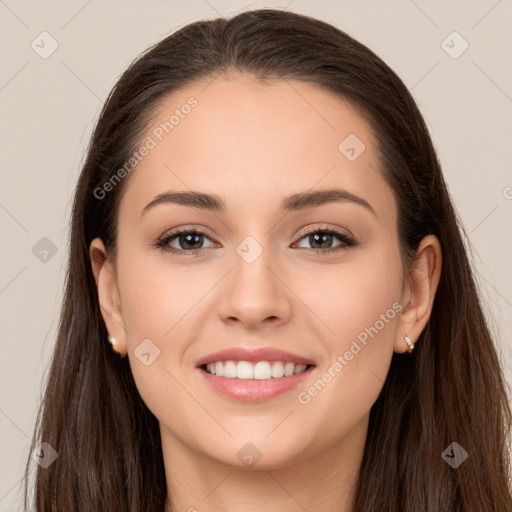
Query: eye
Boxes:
[
  {"xmin": 155, "ymin": 225, "xmax": 356, "ymax": 256},
  {"xmin": 156, "ymin": 228, "xmax": 218, "ymax": 255},
  {"xmin": 293, "ymin": 226, "xmax": 356, "ymax": 254}
]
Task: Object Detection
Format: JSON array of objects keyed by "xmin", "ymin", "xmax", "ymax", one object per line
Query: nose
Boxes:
[{"xmin": 217, "ymin": 243, "xmax": 293, "ymax": 330}]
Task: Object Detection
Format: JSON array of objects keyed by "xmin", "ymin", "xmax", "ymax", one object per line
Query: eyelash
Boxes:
[{"xmin": 155, "ymin": 226, "xmax": 357, "ymax": 256}]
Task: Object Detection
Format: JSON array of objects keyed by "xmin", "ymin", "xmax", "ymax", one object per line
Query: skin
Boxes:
[{"xmin": 90, "ymin": 73, "xmax": 442, "ymax": 512}]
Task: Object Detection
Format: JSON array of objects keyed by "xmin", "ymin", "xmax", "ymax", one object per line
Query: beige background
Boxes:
[{"xmin": 1, "ymin": 1, "xmax": 511, "ymax": 510}]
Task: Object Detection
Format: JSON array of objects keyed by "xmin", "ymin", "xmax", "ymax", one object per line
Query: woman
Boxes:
[{"xmin": 23, "ymin": 8, "xmax": 512, "ymax": 512}]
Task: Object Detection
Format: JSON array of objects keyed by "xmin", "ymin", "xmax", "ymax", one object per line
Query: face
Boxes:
[{"xmin": 95, "ymin": 74, "xmax": 412, "ymax": 470}]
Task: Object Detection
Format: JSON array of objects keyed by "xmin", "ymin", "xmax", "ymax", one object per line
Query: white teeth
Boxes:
[
  {"xmin": 203, "ymin": 360, "xmax": 310, "ymax": 379},
  {"xmin": 271, "ymin": 361, "xmax": 284, "ymax": 378},
  {"xmin": 294, "ymin": 364, "xmax": 307, "ymax": 374},
  {"xmin": 224, "ymin": 360, "xmax": 237, "ymax": 378},
  {"xmin": 254, "ymin": 361, "xmax": 272, "ymax": 380},
  {"xmin": 284, "ymin": 362, "xmax": 295, "ymax": 377},
  {"xmin": 237, "ymin": 361, "xmax": 253, "ymax": 379}
]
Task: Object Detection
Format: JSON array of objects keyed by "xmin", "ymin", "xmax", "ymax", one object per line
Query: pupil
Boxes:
[
  {"xmin": 181, "ymin": 233, "xmax": 202, "ymax": 249},
  {"xmin": 311, "ymin": 233, "xmax": 332, "ymax": 249}
]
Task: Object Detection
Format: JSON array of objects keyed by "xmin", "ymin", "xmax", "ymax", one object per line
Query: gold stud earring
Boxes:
[
  {"xmin": 108, "ymin": 335, "xmax": 123, "ymax": 356},
  {"xmin": 404, "ymin": 335, "xmax": 415, "ymax": 353}
]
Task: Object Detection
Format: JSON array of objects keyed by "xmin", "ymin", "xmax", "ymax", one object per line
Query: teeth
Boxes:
[
  {"xmin": 294, "ymin": 364, "xmax": 307, "ymax": 374},
  {"xmin": 204, "ymin": 360, "xmax": 309, "ymax": 379}
]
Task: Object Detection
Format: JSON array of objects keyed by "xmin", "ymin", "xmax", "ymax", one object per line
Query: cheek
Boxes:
[
  {"xmin": 333, "ymin": 256, "xmax": 402, "ymax": 342},
  {"xmin": 115, "ymin": 249, "xmax": 208, "ymax": 424},
  {"xmin": 291, "ymin": 242, "xmax": 403, "ymax": 348},
  {"xmin": 292, "ymin": 243, "xmax": 402, "ymax": 421},
  {"xmin": 117, "ymin": 248, "xmax": 206, "ymax": 342}
]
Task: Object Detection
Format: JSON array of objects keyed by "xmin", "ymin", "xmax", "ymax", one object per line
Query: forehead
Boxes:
[{"xmin": 118, "ymin": 75, "xmax": 395, "ymax": 224}]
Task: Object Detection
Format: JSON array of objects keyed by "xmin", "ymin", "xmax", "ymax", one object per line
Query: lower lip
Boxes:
[{"xmin": 197, "ymin": 366, "xmax": 315, "ymax": 402}]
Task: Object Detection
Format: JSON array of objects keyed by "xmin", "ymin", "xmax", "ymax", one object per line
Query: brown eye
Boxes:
[
  {"xmin": 294, "ymin": 228, "xmax": 356, "ymax": 253},
  {"xmin": 173, "ymin": 232, "xmax": 205, "ymax": 250},
  {"xmin": 156, "ymin": 228, "xmax": 217, "ymax": 255}
]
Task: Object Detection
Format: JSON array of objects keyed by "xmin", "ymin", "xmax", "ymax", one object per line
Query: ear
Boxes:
[
  {"xmin": 89, "ymin": 237, "xmax": 127, "ymax": 357},
  {"xmin": 394, "ymin": 234, "xmax": 442, "ymax": 353}
]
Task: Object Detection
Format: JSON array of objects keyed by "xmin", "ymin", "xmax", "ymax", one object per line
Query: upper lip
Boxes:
[{"xmin": 195, "ymin": 347, "xmax": 316, "ymax": 367}]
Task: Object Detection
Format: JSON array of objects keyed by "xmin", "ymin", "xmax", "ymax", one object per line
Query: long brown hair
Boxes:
[{"xmin": 23, "ymin": 8, "xmax": 512, "ymax": 511}]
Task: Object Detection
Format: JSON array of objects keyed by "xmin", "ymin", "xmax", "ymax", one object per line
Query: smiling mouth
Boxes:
[{"xmin": 200, "ymin": 360, "xmax": 315, "ymax": 380}]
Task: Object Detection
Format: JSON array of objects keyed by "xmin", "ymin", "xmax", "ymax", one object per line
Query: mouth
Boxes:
[{"xmin": 195, "ymin": 347, "xmax": 317, "ymax": 401}]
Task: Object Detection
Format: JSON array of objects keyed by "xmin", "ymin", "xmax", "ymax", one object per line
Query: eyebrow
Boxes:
[{"xmin": 141, "ymin": 187, "xmax": 376, "ymax": 217}]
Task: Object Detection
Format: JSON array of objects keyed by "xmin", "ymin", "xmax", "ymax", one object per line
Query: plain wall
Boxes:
[{"xmin": 1, "ymin": 1, "xmax": 511, "ymax": 510}]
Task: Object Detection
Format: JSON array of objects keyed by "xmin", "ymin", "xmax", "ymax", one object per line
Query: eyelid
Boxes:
[
  {"xmin": 293, "ymin": 223, "xmax": 354, "ymax": 242},
  {"xmin": 159, "ymin": 224, "xmax": 218, "ymax": 241}
]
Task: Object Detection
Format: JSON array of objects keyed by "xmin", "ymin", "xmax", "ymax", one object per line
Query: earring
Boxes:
[
  {"xmin": 404, "ymin": 335, "xmax": 415, "ymax": 353},
  {"xmin": 108, "ymin": 335, "xmax": 123, "ymax": 356}
]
